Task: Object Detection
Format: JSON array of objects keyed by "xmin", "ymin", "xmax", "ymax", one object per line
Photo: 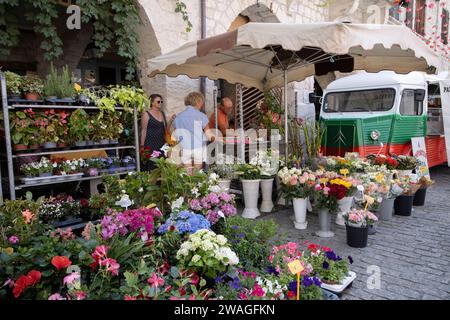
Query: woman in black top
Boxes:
[{"xmin": 140, "ymin": 94, "xmax": 173, "ymax": 171}]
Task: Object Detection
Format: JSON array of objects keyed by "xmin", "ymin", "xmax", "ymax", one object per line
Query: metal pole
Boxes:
[
  {"xmin": 239, "ymin": 84, "xmax": 245, "ymax": 161},
  {"xmin": 133, "ymin": 104, "xmax": 140, "ymax": 172},
  {"xmin": 284, "ymin": 69, "xmax": 289, "ymax": 165},
  {"xmin": 214, "ymin": 87, "xmax": 218, "ymax": 133},
  {"xmin": 1, "ymin": 72, "xmax": 15, "ymax": 199}
]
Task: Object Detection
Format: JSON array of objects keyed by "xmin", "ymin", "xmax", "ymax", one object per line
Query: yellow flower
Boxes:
[
  {"xmin": 4, "ymin": 247, "xmax": 14, "ymax": 255},
  {"xmin": 340, "ymin": 168, "xmax": 349, "ymax": 177},
  {"xmin": 146, "ymin": 203, "xmax": 157, "ymax": 209},
  {"xmin": 319, "ymin": 178, "xmax": 329, "ymax": 184},
  {"xmin": 330, "ymin": 178, "xmax": 352, "ymax": 189},
  {"xmin": 74, "ymin": 83, "xmax": 82, "ymax": 92},
  {"xmin": 375, "ymin": 173, "xmax": 384, "ymax": 183}
]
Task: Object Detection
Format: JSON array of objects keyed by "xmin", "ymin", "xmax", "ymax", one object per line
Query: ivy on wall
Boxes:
[{"xmin": 0, "ymin": 0, "xmax": 192, "ymax": 80}]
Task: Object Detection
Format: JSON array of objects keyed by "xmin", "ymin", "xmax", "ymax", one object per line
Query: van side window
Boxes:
[{"xmin": 400, "ymin": 89, "xmax": 423, "ymax": 116}]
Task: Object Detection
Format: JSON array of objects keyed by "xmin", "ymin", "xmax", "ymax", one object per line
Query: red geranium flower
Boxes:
[
  {"xmin": 287, "ymin": 291, "xmax": 296, "ymax": 299},
  {"xmin": 27, "ymin": 270, "xmax": 41, "ymax": 286},
  {"xmin": 322, "ymin": 246, "xmax": 332, "ymax": 252},
  {"xmin": 51, "ymin": 256, "xmax": 72, "ymax": 270}
]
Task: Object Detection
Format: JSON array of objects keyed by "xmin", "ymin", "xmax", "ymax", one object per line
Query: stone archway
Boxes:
[{"xmin": 222, "ymin": 4, "xmax": 280, "ymax": 128}]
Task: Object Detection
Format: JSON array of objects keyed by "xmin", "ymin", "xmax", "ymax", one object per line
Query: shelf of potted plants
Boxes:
[{"xmin": 0, "ymin": 70, "xmax": 143, "ymax": 200}]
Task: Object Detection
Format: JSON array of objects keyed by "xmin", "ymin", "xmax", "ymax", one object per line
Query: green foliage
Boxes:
[
  {"xmin": 44, "ymin": 64, "xmax": 75, "ymax": 99},
  {"xmin": 22, "ymin": 74, "xmax": 44, "ymax": 95},
  {"xmin": 302, "ymin": 120, "xmax": 325, "ymax": 166},
  {"xmin": 4, "ymin": 71, "xmax": 22, "ymax": 95},
  {"xmin": 175, "ymin": 0, "xmax": 193, "ymax": 32},
  {"xmin": 214, "ymin": 216, "xmax": 277, "ymax": 271},
  {"xmin": 234, "ymin": 163, "xmax": 261, "ymax": 180},
  {"xmin": 68, "ymin": 109, "xmax": 91, "ymax": 142}
]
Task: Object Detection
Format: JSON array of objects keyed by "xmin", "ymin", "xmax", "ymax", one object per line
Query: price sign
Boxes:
[{"xmin": 288, "ymin": 260, "xmax": 304, "ymax": 275}]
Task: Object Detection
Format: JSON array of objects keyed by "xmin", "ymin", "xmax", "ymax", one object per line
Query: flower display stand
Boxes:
[
  {"xmin": 336, "ymin": 196, "xmax": 353, "ymax": 226},
  {"xmin": 260, "ymin": 178, "xmax": 274, "ymax": 213},
  {"xmin": 241, "ymin": 179, "xmax": 261, "ymax": 219},
  {"xmin": 292, "ymin": 197, "xmax": 308, "ymax": 229},
  {"xmin": 316, "ymin": 209, "xmax": 335, "ymax": 238}
]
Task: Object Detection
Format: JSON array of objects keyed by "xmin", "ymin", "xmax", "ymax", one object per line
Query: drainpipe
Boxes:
[{"xmin": 200, "ymin": 0, "xmax": 206, "ymax": 111}]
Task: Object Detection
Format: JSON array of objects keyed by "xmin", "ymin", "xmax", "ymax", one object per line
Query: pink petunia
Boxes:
[{"xmin": 147, "ymin": 272, "xmax": 165, "ymax": 288}]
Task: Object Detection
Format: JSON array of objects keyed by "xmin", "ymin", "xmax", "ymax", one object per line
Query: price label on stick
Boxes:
[{"xmin": 288, "ymin": 260, "xmax": 304, "ymax": 275}]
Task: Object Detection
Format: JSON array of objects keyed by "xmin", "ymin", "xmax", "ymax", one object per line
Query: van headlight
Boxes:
[{"xmin": 370, "ymin": 130, "xmax": 380, "ymax": 141}]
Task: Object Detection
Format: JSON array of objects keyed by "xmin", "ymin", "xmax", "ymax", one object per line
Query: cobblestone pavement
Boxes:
[{"xmin": 257, "ymin": 166, "xmax": 450, "ymax": 300}]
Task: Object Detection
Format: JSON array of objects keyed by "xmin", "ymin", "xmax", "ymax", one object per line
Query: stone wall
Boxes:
[{"xmin": 137, "ymin": 0, "xmax": 330, "ymax": 118}]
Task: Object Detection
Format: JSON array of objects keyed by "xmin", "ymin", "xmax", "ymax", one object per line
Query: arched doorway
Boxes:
[{"xmin": 221, "ymin": 4, "xmax": 280, "ymax": 130}]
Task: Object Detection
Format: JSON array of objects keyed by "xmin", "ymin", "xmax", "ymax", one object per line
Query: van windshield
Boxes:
[{"xmin": 323, "ymin": 88, "xmax": 396, "ymax": 113}]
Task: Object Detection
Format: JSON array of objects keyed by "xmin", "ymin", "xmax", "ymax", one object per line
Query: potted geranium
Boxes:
[
  {"xmin": 278, "ymin": 167, "xmax": 316, "ymax": 229},
  {"xmin": 413, "ymin": 176, "xmax": 434, "ymax": 206},
  {"xmin": 5, "ymin": 71, "xmax": 23, "ymax": 100},
  {"xmin": 22, "ymin": 74, "xmax": 44, "ymax": 100},
  {"xmin": 10, "ymin": 110, "xmax": 35, "ymax": 151},
  {"xmin": 394, "ymin": 155, "xmax": 418, "ymax": 178},
  {"xmin": 250, "ymin": 149, "xmax": 279, "ymax": 213},
  {"xmin": 68, "ymin": 109, "xmax": 91, "ymax": 146},
  {"xmin": 343, "ymin": 204, "xmax": 378, "ymax": 248},
  {"xmin": 41, "ymin": 109, "xmax": 59, "ymax": 148},
  {"xmin": 234, "ymin": 163, "xmax": 261, "ymax": 219}
]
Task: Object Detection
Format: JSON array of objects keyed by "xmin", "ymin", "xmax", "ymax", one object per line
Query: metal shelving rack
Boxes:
[{"xmin": 0, "ymin": 72, "xmax": 141, "ymax": 201}]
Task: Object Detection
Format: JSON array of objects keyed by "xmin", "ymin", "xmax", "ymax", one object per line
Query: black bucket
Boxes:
[
  {"xmin": 394, "ymin": 195, "xmax": 414, "ymax": 216},
  {"xmin": 346, "ymin": 224, "xmax": 368, "ymax": 248},
  {"xmin": 413, "ymin": 188, "xmax": 427, "ymax": 206}
]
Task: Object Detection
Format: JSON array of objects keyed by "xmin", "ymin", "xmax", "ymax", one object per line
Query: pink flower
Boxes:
[
  {"xmin": 238, "ymin": 292, "xmax": 248, "ymax": 300},
  {"xmin": 48, "ymin": 293, "xmax": 66, "ymax": 300},
  {"xmin": 8, "ymin": 235, "xmax": 19, "ymax": 244},
  {"xmin": 100, "ymin": 258, "xmax": 120, "ymax": 276},
  {"xmin": 151, "ymin": 150, "xmax": 162, "ymax": 158},
  {"xmin": 251, "ymin": 284, "xmax": 265, "ymax": 297},
  {"xmin": 290, "ymin": 176, "xmax": 298, "ymax": 186},
  {"xmin": 22, "ymin": 210, "xmax": 34, "ymax": 224},
  {"xmin": 147, "ymin": 272, "xmax": 165, "ymax": 288},
  {"xmin": 92, "ymin": 245, "xmax": 108, "ymax": 262},
  {"xmin": 63, "ymin": 272, "xmax": 80, "ymax": 287},
  {"xmin": 124, "ymin": 295, "xmax": 137, "ymax": 300},
  {"xmin": 75, "ymin": 291, "xmax": 87, "ymax": 300}
]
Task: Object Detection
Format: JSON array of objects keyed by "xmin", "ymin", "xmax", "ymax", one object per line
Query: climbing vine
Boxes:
[{"xmin": 0, "ymin": 0, "xmax": 192, "ymax": 80}]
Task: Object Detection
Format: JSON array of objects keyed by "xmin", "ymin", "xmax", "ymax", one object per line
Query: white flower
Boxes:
[
  {"xmin": 216, "ymin": 234, "xmax": 227, "ymax": 246},
  {"xmin": 191, "ymin": 254, "xmax": 201, "ymax": 263},
  {"xmin": 138, "ymin": 187, "xmax": 144, "ymax": 193},
  {"xmin": 171, "ymin": 197, "xmax": 184, "ymax": 211},
  {"xmin": 209, "ymin": 185, "xmax": 221, "ymax": 193},
  {"xmin": 192, "ymin": 187, "xmax": 200, "ymax": 197}
]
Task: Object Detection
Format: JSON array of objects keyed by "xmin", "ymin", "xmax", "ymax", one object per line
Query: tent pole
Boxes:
[
  {"xmin": 214, "ymin": 87, "xmax": 218, "ymax": 133},
  {"xmin": 284, "ymin": 69, "xmax": 289, "ymax": 165},
  {"xmin": 239, "ymin": 84, "xmax": 245, "ymax": 163}
]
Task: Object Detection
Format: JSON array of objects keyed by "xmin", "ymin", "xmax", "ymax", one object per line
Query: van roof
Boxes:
[{"xmin": 326, "ymin": 71, "xmax": 427, "ymax": 91}]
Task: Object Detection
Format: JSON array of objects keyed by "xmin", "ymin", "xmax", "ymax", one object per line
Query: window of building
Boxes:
[
  {"xmin": 400, "ymin": 89, "xmax": 424, "ymax": 116},
  {"xmin": 442, "ymin": 9, "xmax": 449, "ymax": 45},
  {"xmin": 415, "ymin": 0, "xmax": 426, "ymax": 36}
]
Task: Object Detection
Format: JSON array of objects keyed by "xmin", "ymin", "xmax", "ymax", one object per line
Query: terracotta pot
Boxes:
[
  {"xmin": 25, "ymin": 92, "xmax": 40, "ymax": 100},
  {"xmin": 29, "ymin": 144, "xmax": 40, "ymax": 150},
  {"xmin": 13, "ymin": 144, "xmax": 28, "ymax": 151}
]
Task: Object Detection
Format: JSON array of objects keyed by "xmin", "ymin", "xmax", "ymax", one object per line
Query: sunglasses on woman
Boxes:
[{"xmin": 156, "ymin": 100, "xmax": 163, "ymax": 104}]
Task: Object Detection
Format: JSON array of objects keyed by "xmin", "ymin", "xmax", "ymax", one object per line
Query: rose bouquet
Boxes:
[
  {"xmin": 343, "ymin": 208, "xmax": 378, "ymax": 227},
  {"xmin": 277, "ymin": 167, "xmax": 316, "ymax": 200},
  {"xmin": 176, "ymin": 229, "xmax": 239, "ymax": 278},
  {"xmin": 313, "ymin": 180, "xmax": 339, "ymax": 213}
]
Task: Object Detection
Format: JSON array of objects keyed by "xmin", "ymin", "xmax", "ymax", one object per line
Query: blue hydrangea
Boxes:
[{"xmin": 158, "ymin": 210, "xmax": 210, "ymax": 235}]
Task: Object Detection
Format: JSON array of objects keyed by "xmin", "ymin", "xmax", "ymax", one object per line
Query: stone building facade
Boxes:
[{"xmin": 139, "ymin": 0, "xmax": 450, "ymax": 119}]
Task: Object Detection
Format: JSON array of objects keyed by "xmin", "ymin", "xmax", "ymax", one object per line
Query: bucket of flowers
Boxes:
[
  {"xmin": 393, "ymin": 175, "xmax": 421, "ymax": 216},
  {"xmin": 413, "ymin": 176, "xmax": 434, "ymax": 206},
  {"xmin": 343, "ymin": 198, "xmax": 378, "ymax": 248},
  {"xmin": 394, "ymin": 155, "xmax": 418, "ymax": 178},
  {"xmin": 189, "ymin": 191, "xmax": 237, "ymax": 225},
  {"xmin": 234, "ymin": 163, "xmax": 261, "ymax": 219},
  {"xmin": 277, "ymin": 167, "xmax": 316, "ymax": 229}
]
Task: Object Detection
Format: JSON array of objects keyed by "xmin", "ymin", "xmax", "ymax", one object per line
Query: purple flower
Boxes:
[
  {"xmin": 322, "ymin": 261, "xmax": 329, "ymax": 270},
  {"xmin": 348, "ymin": 256, "xmax": 353, "ymax": 264},
  {"xmin": 313, "ymin": 277, "xmax": 322, "ymax": 287},
  {"xmin": 221, "ymin": 203, "xmax": 237, "ymax": 217},
  {"xmin": 288, "ymin": 281, "xmax": 297, "ymax": 292},
  {"xmin": 302, "ymin": 275, "xmax": 313, "ymax": 288},
  {"xmin": 8, "ymin": 235, "xmax": 19, "ymax": 244},
  {"xmin": 190, "ymin": 199, "xmax": 202, "ymax": 211},
  {"xmin": 267, "ymin": 266, "xmax": 279, "ymax": 276},
  {"xmin": 206, "ymin": 193, "xmax": 220, "ymax": 205},
  {"xmin": 206, "ymin": 210, "xmax": 220, "ymax": 224},
  {"xmin": 219, "ymin": 192, "xmax": 233, "ymax": 203},
  {"xmin": 325, "ymin": 251, "xmax": 337, "ymax": 261}
]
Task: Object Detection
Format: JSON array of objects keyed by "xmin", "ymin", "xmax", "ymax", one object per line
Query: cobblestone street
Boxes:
[{"xmin": 259, "ymin": 166, "xmax": 450, "ymax": 300}]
